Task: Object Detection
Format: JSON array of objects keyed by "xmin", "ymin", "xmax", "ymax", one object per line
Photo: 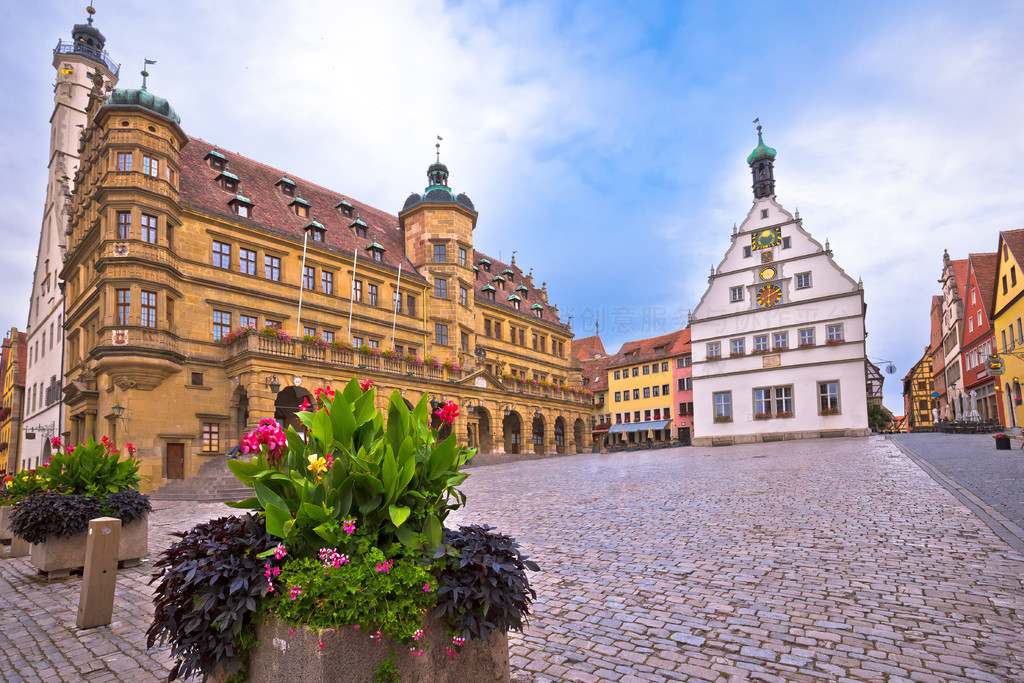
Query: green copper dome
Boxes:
[
  {"xmin": 746, "ymin": 126, "xmax": 776, "ymax": 165},
  {"xmin": 104, "ymin": 87, "xmax": 180, "ymax": 125}
]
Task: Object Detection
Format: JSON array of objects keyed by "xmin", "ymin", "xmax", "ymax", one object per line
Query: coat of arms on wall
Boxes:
[{"xmin": 112, "ymin": 330, "xmax": 128, "ymax": 345}]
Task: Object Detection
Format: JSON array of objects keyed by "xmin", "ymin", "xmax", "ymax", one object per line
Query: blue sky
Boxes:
[{"xmin": 2, "ymin": 1, "xmax": 1022, "ymax": 411}]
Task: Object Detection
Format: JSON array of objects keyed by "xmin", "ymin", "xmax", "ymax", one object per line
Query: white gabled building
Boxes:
[{"xmin": 690, "ymin": 127, "xmax": 869, "ymax": 446}]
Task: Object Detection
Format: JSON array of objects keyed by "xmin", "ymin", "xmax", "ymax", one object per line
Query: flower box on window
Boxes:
[
  {"xmin": 825, "ymin": 339, "xmax": 844, "ymax": 346},
  {"xmin": 773, "ymin": 345, "xmax": 788, "ymax": 351},
  {"xmin": 751, "ymin": 349, "xmax": 770, "ymax": 355},
  {"xmin": 707, "ymin": 354, "xmax": 722, "ymax": 360},
  {"xmin": 798, "ymin": 343, "xmax": 815, "ymax": 348},
  {"xmin": 713, "ymin": 416, "xmax": 732, "ymax": 424},
  {"xmin": 819, "ymin": 408, "xmax": 840, "ymax": 416},
  {"xmin": 777, "ymin": 411, "xmax": 794, "ymax": 419},
  {"xmin": 753, "ymin": 412, "xmax": 772, "ymax": 420},
  {"xmin": 729, "ymin": 351, "xmax": 745, "ymax": 357}
]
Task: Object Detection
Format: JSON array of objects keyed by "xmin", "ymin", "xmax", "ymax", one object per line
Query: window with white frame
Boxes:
[
  {"xmin": 753, "ymin": 334, "xmax": 768, "ymax": 352},
  {"xmin": 730, "ymin": 286, "xmax": 744, "ymax": 302},
  {"xmin": 818, "ymin": 381, "xmax": 840, "ymax": 413},
  {"xmin": 707, "ymin": 341, "xmax": 721, "ymax": 358},
  {"xmin": 795, "ymin": 272, "xmax": 812, "ymax": 289},
  {"xmin": 730, "ymin": 338, "xmax": 745, "ymax": 355},
  {"xmin": 773, "ymin": 331, "xmax": 788, "ymax": 349},
  {"xmin": 826, "ymin": 324, "xmax": 844, "ymax": 342},
  {"xmin": 713, "ymin": 391, "xmax": 732, "ymax": 420},
  {"xmin": 799, "ymin": 328, "xmax": 815, "ymax": 346}
]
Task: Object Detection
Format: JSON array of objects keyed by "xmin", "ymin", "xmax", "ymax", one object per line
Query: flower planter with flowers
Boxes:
[
  {"xmin": 825, "ymin": 338, "xmax": 844, "ymax": 346},
  {"xmin": 994, "ymin": 433, "xmax": 1011, "ymax": 450},
  {"xmin": 2, "ymin": 467, "xmax": 50, "ymax": 542},
  {"xmin": 713, "ymin": 416, "xmax": 732, "ymax": 423},
  {"xmin": 819, "ymin": 408, "xmax": 840, "ymax": 416},
  {"xmin": 7, "ymin": 437, "xmax": 150, "ymax": 577},
  {"xmin": 753, "ymin": 412, "xmax": 772, "ymax": 421},
  {"xmin": 148, "ymin": 378, "xmax": 537, "ymax": 683}
]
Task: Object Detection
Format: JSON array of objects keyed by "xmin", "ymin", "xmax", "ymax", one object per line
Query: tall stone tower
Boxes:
[
  {"xmin": 20, "ymin": 7, "xmax": 119, "ymax": 469},
  {"xmin": 398, "ymin": 153, "xmax": 479, "ymax": 363}
]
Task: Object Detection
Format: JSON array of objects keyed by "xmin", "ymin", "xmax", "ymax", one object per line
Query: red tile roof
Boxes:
[
  {"xmin": 571, "ymin": 336, "xmax": 607, "ymax": 361},
  {"xmin": 608, "ymin": 328, "xmax": 690, "ymax": 371},
  {"xmin": 1001, "ymin": 228, "xmax": 1024, "ymax": 267},
  {"xmin": 950, "ymin": 258, "xmax": 969, "ymax": 301},
  {"xmin": 179, "ymin": 137, "xmax": 567, "ymax": 330},
  {"xmin": 968, "ymin": 252, "xmax": 998, "ymax": 320},
  {"xmin": 580, "ymin": 352, "xmax": 621, "ymax": 393}
]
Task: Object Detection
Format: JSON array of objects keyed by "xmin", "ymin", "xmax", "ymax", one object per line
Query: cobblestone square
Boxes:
[{"xmin": 2, "ymin": 436, "xmax": 1023, "ymax": 682}]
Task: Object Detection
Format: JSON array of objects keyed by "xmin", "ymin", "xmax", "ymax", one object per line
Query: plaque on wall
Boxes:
[
  {"xmin": 474, "ymin": 376, "xmax": 488, "ymax": 388},
  {"xmin": 762, "ymin": 354, "xmax": 781, "ymax": 368}
]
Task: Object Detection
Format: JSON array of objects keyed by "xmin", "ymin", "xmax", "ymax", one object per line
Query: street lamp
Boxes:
[{"xmin": 267, "ymin": 376, "xmax": 281, "ymax": 394}]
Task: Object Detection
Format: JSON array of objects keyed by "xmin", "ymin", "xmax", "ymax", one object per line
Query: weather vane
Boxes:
[
  {"xmin": 141, "ymin": 58, "xmax": 157, "ymax": 90},
  {"xmin": 436, "ymin": 135, "xmax": 443, "ymax": 162},
  {"xmin": 86, "ymin": 2, "xmax": 96, "ymax": 25}
]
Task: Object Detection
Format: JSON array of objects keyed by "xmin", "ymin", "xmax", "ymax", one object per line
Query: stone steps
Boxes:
[{"xmin": 150, "ymin": 454, "xmax": 254, "ymax": 502}]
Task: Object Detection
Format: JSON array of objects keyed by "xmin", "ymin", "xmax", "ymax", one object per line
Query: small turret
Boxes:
[{"xmin": 747, "ymin": 122, "xmax": 777, "ymax": 200}]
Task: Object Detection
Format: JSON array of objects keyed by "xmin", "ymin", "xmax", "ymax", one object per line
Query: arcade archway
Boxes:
[
  {"xmin": 502, "ymin": 411, "xmax": 522, "ymax": 455},
  {"xmin": 554, "ymin": 417, "xmax": 566, "ymax": 454}
]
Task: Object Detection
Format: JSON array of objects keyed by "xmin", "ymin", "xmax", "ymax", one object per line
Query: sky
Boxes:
[{"xmin": 2, "ymin": 1, "xmax": 1022, "ymax": 411}]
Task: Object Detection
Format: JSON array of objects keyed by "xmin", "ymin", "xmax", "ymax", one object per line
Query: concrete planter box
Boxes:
[
  {"xmin": 246, "ymin": 613, "xmax": 509, "ymax": 683},
  {"xmin": 0, "ymin": 506, "xmax": 13, "ymax": 542},
  {"xmin": 29, "ymin": 513, "xmax": 148, "ymax": 577}
]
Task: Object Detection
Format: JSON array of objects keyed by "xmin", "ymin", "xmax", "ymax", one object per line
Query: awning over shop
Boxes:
[{"xmin": 608, "ymin": 420, "xmax": 672, "ymax": 434}]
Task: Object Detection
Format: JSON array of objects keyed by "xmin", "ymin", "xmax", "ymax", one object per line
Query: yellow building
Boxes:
[
  {"xmin": 991, "ymin": 229, "xmax": 1024, "ymax": 429},
  {"xmin": 58, "ymin": 74, "xmax": 590, "ymax": 492},
  {"xmin": 1, "ymin": 329, "xmax": 27, "ymax": 474},
  {"xmin": 606, "ymin": 331, "xmax": 683, "ymax": 446},
  {"xmin": 901, "ymin": 349, "xmax": 933, "ymax": 432}
]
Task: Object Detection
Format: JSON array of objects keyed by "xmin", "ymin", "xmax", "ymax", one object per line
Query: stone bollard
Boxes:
[
  {"xmin": 76, "ymin": 517, "xmax": 121, "ymax": 629},
  {"xmin": 7, "ymin": 534, "xmax": 30, "ymax": 558}
]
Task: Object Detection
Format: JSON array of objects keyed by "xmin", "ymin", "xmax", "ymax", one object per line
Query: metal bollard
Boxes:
[{"xmin": 76, "ymin": 517, "xmax": 121, "ymax": 629}]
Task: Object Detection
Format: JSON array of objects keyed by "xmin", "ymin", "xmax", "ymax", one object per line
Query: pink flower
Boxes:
[
  {"xmin": 273, "ymin": 544, "xmax": 287, "ymax": 560},
  {"xmin": 300, "ymin": 397, "xmax": 312, "ymax": 412},
  {"xmin": 375, "ymin": 560, "xmax": 393, "ymax": 573},
  {"xmin": 413, "ymin": 629, "xmax": 424, "ymax": 641},
  {"xmin": 241, "ymin": 419, "xmax": 288, "ymax": 465},
  {"xmin": 289, "ymin": 585, "xmax": 303, "ymax": 600},
  {"xmin": 359, "ymin": 379, "xmax": 375, "ymax": 393},
  {"xmin": 433, "ymin": 400, "xmax": 460, "ymax": 425},
  {"xmin": 410, "ymin": 647, "xmax": 424, "ymax": 656},
  {"xmin": 126, "ymin": 442, "xmax": 137, "ymax": 456},
  {"xmin": 423, "ymin": 583, "xmax": 431, "ymax": 592},
  {"xmin": 289, "ymin": 629, "xmax": 296, "ymax": 635},
  {"xmin": 318, "ymin": 642, "xmax": 324, "ymax": 649},
  {"xmin": 343, "ymin": 520, "xmax": 356, "ymax": 535},
  {"xmin": 318, "ymin": 548, "xmax": 349, "ymax": 569},
  {"xmin": 50, "ymin": 437, "xmax": 62, "ymax": 449}
]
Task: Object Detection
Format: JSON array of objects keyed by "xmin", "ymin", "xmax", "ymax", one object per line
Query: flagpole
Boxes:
[
  {"xmin": 391, "ymin": 263, "xmax": 402, "ymax": 347},
  {"xmin": 295, "ymin": 227, "xmax": 310, "ymax": 338},
  {"xmin": 348, "ymin": 247, "xmax": 359, "ymax": 344}
]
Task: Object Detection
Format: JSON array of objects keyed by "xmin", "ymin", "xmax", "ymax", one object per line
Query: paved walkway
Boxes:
[{"xmin": 1, "ymin": 436, "xmax": 1022, "ymax": 682}]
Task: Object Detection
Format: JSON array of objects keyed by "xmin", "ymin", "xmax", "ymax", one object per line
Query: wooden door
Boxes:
[{"xmin": 166, "ymin": 443, "xmax": 185, "ymax": 479}]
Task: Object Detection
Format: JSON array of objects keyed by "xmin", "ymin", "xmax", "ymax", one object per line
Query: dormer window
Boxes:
[
  {"xmin": 276, "ymin": 175, "xmax": 296, "ymax": 197},
  {"xmin": 502, "ymin": 267, "xmax": 514, "ymax": 282},
  {"xmin": 350, "ymin": 216, "xmax": 368, "ymax": 238},
  {"xmin": 205, "ymin": 149, "xmax": 226, "ymax": 171},
  {"xmin": 228, "ymin": 193, "xmax": 254, "ymax": 218},
  {"xmin": 479, "ymin": 258, "xmax": 491, "ymax": 273},
  {"xmin": 532, "ymin": 303, "xmax": 543, "ymax": 319},
  {"xmin": 482, "ymin": 284, "xmax": 496, "ymax": 301},
  {"xmin": 336, "ymin": 198, "xmax": 354, "ymax": 218},
  {"xmin": 473, "ymin": 266, "xmax": 480, "ymax": 280},
  {"xmin": 290, "ymin": 193, "xmax": 311, "ymax": 218},
  {"xmin": 516, "ymin": 284, "xmax": 528, "ymax": 300},
  {"xmin": 216, "ymin": 165, "xmax": 239, "ymax": 193},
  {"xmin": 508, "ymin": 294, "xmax": 521, "ymax": 310},
  {"xmin": 305, "ymin": 218, "xmax": 325, "ymax": 242},
  {"xmin": 492, "ymin": 274, "xmax": 505, "ymax": 290},
  {"xmin": 366, "ymin": 240, "xmax": 385, "ymax": 262}
]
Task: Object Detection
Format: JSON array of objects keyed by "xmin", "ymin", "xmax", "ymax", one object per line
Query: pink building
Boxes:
[{"xmin": 671, "ymin": 328, "xmax": 693, "ymax": 444}]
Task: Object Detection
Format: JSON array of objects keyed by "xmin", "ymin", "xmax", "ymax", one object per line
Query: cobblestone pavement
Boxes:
[
  {"xmin": 890, "ymin": 433, "xmax": 1024, "ymax": 544},
  {"xmin": 1, "ymin": 436, "xmax": 1023, "ymax": 682}
]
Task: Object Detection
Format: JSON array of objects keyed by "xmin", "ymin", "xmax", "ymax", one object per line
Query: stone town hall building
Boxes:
[
  {"xmin": 34, "ymin": 13, "xmax": 590, "ymax": 490},
  {"xmin": 689, "ymin": 128, "xmax": 870, "ymax": 445}
]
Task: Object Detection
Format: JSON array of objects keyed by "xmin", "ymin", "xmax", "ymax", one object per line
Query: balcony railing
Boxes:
[
  {"xmin": 226, "ymin": 333, "xmax": 590, "ymax": 403},
  {"xmin": 55, "ymin": 40, "xmax": 120, "ymax": 76}
]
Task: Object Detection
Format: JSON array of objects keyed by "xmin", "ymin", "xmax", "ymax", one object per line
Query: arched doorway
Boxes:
[
  {"xmin": 502, "ymin": 411, "xmax": 521, "ymax": 454},
  {"xmin": 275, "ymin": 386, "xmax": 313, "ymax": 432},
  {"xmin": 531, "ymin": 413, "xmax": 545, "ymax": 454},
  {"xmin": 477, "ymin": 407, "xmax": 492, "ymax": 454},
  {"xmin": 573, "ymin": 418, "xmax": 585, "ymax": 454},
  {"xmin": 554, "ymin": 417, "xmax": 566, "ymax": 454}
]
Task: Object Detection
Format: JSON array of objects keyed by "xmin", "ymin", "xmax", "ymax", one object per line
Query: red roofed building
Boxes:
[
  {"xmin": 935, "ymin": 252, "xmax": 969, "ymax": 420},
  {"xmin": 961, "ymin": 253, "xmax": 1003, "ymax": 424},
  {"xmin": 55, "ymin": 57, "xmax": 590, "ymax": 490}
]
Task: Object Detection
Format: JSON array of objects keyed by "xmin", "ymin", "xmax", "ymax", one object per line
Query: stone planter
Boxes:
[
  {"xmin": 29, "ymin": 513, "xmax": 149, "ymax": 578},
  {"xmin": 246, "ymin": 613, "xmax": 509, "ymax": 683},
  {"xmin": 995, "ymin": 436, "xmax": 1011, "ymax": 450},
  {"xmin": 0, "ymin": 505, "xmax": 13, "ymax": 542}
]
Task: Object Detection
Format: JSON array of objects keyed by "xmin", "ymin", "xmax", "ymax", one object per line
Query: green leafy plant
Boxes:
[
  {"xmin": 269, "ymin": 546, "xmax": 436, "ymax": 645},
  {"xmin": 47, "ymin": 436, "xmax": 141, "ymax": 496},
  {"xmin": 433, "ymin": 524, "xmax": 538, "ymax": 642},
  {"xmin": 227, "ymin": 378, "xmax": 475, "ymax": 557},
  {"xmin": 147, "ymin": 514, "xmax": 278, "ymax": 682},
  {"xmin": 1, "ymin": 467, "xmax": 51, "ymax": 506}
]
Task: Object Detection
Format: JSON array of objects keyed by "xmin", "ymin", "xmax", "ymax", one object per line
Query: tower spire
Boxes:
[
  {"xmin": 747, "ymin": 118, "xmax": 777, "ymax": 200},
  {"xmin": 436, "ymin": 135, "xmax": 442, "ymax": 163},
  {"xmin": 140, "ymin": 58, "xmax": 156, "ymax": 90}
]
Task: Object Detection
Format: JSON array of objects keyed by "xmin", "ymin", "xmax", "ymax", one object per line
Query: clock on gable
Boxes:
[
  {"xmin": 751, "ymin": 227, "xmax": 782, "ymax": 251},
  {"xmin": 759, "ymin": 266, "xmax": 777, "ymax": 281},
  {"xmin": 756, "ymin": 284, "xmax": 782, "ymax": 307}
]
